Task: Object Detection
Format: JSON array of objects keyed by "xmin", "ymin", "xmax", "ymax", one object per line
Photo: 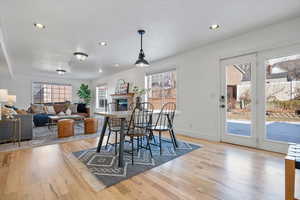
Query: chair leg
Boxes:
[
  {"xmin": 146, "ymin": 136, "xmax": 153, "ymax": 158},
  {"xmin": 170, "ymin": 129, "xmax": 178, "ymax": 147},
  {"xmin": 105, "ymin": 130, "xmax": 111, "ymax": 149},
  {"xmin": 159, "ymin": 131, "xmax": 162, "ymax": 155},
  {"xmin": 169, "ymin": 130, "xmax": 176, "ymax": 150},
  {"xmin": 137, "ymin": 137, "xmax": 140, "ymax": 153},
  {"xmin": 131, "ymin": 137, "xmax": 134, "ymax": 165},
  {"xmin": 115, "ymin": 133, "xmax": 118, "ymax": 155}
]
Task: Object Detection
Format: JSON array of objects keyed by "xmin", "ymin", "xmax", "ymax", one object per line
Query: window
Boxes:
[
  {"xmin": 146, "ymin": 69, "xmax": 177, "ymax": 110},
  {"xmin": 32, "ymin": 82, "xmax": 72, "ymax": 104},
  {"xmin": 96, "ymin": 85, "xmax": 108, "ymax": 109}
]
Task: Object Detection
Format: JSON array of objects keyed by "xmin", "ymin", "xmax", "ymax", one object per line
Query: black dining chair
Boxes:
[
  {"xmin": 148, "ymin": 102, "xmax": 177, "ymax": 155},
  {"xmin": 126, "ymin": 102, "xmax": 154, "ymax": 165},
  {"xmin": 105, "ymin": 102, "xmax": 130, "ymax": 154}
]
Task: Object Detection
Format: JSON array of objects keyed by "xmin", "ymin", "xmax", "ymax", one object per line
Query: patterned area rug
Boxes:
[{"xmin": 72, "ymin": 137, "xmax": 201, "ymax": 189}]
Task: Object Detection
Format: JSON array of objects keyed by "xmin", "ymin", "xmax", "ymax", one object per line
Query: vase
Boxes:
[{"xmin": 136, "ymin": 96, "xmax": 141, "ymax": 109}]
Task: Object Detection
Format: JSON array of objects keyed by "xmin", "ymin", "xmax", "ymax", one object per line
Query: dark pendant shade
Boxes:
[
  {"xmin": 135, "ymin": 29, "xmax": 150, "ymax": 67},
  {"xmin": 135, "ymin": 49, "xmax": 149, "ymax": 67}
]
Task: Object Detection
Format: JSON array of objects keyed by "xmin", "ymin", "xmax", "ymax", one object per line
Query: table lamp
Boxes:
[
  {"xmin": 0, "ymin": 89, "xmax": 8, "ymax": 120},
  {"xmin": 7, "ymin": 95, "xmax": 16, "ymax": 106}
]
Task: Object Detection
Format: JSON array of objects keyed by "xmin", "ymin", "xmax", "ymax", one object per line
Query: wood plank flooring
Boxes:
[{"xmin": 0, "ymin": 134, "xmax": 299, "ymax": 200}]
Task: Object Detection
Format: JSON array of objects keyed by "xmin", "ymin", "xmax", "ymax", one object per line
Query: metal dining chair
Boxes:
[
  {"xmin": 126, "ymin": 102, "xmax": 154, "ymax": 165},
  {"xmin": 105, "ymin": 102, "xmax": 129, "ymax": 154},
  {"xmin": 149, "ymin": 102, "xmax": 178, "ymax": 155}
]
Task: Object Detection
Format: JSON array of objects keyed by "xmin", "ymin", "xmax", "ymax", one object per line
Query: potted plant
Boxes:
[
  {"xmin": 132, "ymin": 86, "xmax": 150, "ymax": 108},
  {"xmin": 77, "ymin": 84, "xmax": 92, "ymax": 106}
]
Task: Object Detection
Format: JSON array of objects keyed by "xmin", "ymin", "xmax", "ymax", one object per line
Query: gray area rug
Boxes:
[{"xmin": 72, "ymin": 136, "xmax": 201, "ymax": 188}]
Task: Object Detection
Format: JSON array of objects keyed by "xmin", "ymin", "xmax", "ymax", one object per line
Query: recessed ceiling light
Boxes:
[
  {"xmin": 99, "ymin": 41, "xmax": 107, "ymax": 46},
  {"xmin": 34, "ymin": 23, "xmax": 46, "ymax": 29},
  {"xmin": 56, "ymin": 69, "xmax": 66, "ymax": 75},
  {"xmin": 209, "ymin": 24, "xmax": 220, "ymax": 30},
  {"xmin": 73, "ymin": 52, "xmax": 88, "ymax": 61},
  {"xmin": 98, "ymin": 68, "xmax": 103, "ymax": 73},
  {"xmin": 114, "ymin": 63, "xmax": 120, "ymax": 67}
]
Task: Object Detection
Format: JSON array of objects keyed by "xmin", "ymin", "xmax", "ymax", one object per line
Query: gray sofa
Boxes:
[{"xmin": 0, "ymin": 114, "xmax": 33, "ymax": 143}]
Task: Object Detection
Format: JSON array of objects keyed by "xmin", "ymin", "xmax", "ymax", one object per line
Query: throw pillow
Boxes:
[
  {"xmin": 1, "ymin": 107, "xmax": 17, "ymax": 118},
  {"xmin": 65, "ymin": 108, "xmax": 72, "ymax": 115},
  {"xmin": 70, "ymin": 104, "xmax": 78, "ymax": 114},
  {"xmin": 45, "ymin": 106, "xmax": 56, "ymax": 114},
  {"xmin": 77, "ymin": 103, "xmax": 86, "ymax": 113},
  {"xmin": 57, "ymin": 111, "xmax": 65, "ymax": 116},
  {"xmin": 53, "ymin": 104, "xmax": 65, "ymax": 114},
  {"xmin": 31, "ymin": 104, "xmax": 45, "ymax": 114}
]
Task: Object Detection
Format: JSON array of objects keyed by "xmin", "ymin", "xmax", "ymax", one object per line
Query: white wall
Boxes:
[
  {"xmin": 93, "ymin": 17, "xmax": 300, "ymax": 141},
  {"xmin": 0, "ymin": 74, "xmax": 90, "ymax": 109}
]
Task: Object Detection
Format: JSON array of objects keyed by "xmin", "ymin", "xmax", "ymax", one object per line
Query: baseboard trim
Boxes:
[{"xmin": 174, "ymin": 128, "xmax": 219, "ymax": 142}]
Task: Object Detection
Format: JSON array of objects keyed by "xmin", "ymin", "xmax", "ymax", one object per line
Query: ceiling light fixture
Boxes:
[
  {"xmin": 209, "ymin": 24, "xmax": 220, "ymax": 30},
  {"xmin": 34, "ymin": 23, "xmax": 46, "ymax": 29},
  {"xmin": 99, "ymin": 41, "xmax": 107, "ymax": 46},
  {"xmin": 73, "ymin": 52, "xmax": 88, "ymax": 61},
  {"xmin": 56, "ymin": 69, "xmax": 66, "ymax": 75},
  {"xmin": 98, "ymin": 68, "xmax": 103, "ymax": 73},
  {"xmin": 134, "ymin": 29, "xmax": 150, "ymax": 67}
]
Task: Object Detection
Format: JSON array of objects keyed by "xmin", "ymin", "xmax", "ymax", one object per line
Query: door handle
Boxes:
[{"xmin": 220, "ymin": 105, "xmax": 225, "ymax": 108}]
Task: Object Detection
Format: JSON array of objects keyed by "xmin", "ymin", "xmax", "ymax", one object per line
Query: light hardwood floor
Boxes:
[{"xmin": 0, "ymin": 134, "xmax": 299, "ymax": 200}]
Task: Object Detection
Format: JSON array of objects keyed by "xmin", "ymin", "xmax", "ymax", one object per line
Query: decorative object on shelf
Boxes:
[
  {"xmin": 134, "ymin": 29, "xmax": 150, "ymax": 67},
  {"xmin": 115, "ymin": 79, "xmax": 129, "ymax": 94},
  {"xmin": 132, "ymin": 86, "xmax": 150, "ymax": 108},
  {"xmin": 7, "ymin": 95, "xmax": 16, "ymax": 106},
  {"xmin": 0, "ymin": 89, "xmax": 8, "ymax": 121},
  {"xmin": 77, "ymin": 84, "xmax": 92, "ymax": 105}
]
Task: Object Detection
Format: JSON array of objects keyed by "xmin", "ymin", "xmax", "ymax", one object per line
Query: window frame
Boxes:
[
  {"xmin": 96, "ymin": 84, "xmax": 108, "ymax": 110},
  {"xmin": 145, "ymin": 68, "xmax": 178, "ymax": 110},
  {"xmin": 31, "ymin": 82, "xmax": 72, "ymax": 104}
]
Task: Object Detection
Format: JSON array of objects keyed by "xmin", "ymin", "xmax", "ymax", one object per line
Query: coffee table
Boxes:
[{"xmin": 48, "ymin": 115, "xmax": 85, "ymax": 130}]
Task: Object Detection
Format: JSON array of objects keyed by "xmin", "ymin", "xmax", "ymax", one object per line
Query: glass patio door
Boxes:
[
  {"xmin": 257, "ymin": 44, "xmax": 300, "ymax": 153},
  {"xmin": 220, "ymin": 54, "xmax": 257, "ymax": 147}
]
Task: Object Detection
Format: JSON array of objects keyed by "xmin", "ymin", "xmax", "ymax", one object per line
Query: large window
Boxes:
[
  {"xmin": 96, "ymin": 85, "xmax": 108, "ymax": 109},
  {"xmin": 32, "ymin": 82, "xmax": 72, "ymax": 104},
  {"xmin": 146, "ymin": 69, "xmax": 177, "ymax": 110}
]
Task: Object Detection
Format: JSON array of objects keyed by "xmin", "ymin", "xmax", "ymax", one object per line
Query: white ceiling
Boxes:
[{"xmin": 0, "ymin": 0, "xmax": 300, "ymax": 80}]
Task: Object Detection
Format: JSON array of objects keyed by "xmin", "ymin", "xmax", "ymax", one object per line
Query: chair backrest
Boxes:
[
  {"xmin": 154, "ymin": 102, "xmax": 176, "ymax": 129},
  {"xmin": 128, "ymin": 102, "xmax": 154, "ymax": 132},
  {"xmin": 107, "ymin": 102, "xmax": 121, "ymax": 129}
]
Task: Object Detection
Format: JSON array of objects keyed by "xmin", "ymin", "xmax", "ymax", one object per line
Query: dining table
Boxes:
[{"xmin": 94, "ymin": 110, "xmax": 178, "ymax": 168}]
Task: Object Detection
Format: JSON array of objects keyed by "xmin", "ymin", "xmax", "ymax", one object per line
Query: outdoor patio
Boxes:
[{"xmin": 227, "ymin": 120, "xmax": 300, "ymax": 143}]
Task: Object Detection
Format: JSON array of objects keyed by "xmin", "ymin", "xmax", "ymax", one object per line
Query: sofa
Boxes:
[
  {"xmin": 0, "ymin": 114, "xmax": 33, "ymax": 143},
  {"xmin": 28, "ymin": 102, "xmax": 90, "ymax": 127}
]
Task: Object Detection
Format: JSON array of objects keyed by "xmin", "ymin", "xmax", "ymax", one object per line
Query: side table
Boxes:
[{"xmin": 0, "ymin": 118, "xmax": 21, "ymax": 147}]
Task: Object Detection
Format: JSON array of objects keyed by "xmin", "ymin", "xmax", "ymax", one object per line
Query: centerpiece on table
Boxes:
[{"xmin": 132, "ymin": 86, "xmax": 150, "ymax": 108}]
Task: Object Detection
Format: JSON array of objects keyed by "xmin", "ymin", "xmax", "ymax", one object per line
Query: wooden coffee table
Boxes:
[{"xmin": 48, "ymin": 115, "xmax": 85, "ymax": 130}]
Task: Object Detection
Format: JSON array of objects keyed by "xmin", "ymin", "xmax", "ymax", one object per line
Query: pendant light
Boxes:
[{"xmin": 135, "ymin": 29, "xmax": 150, "ymax": 67}]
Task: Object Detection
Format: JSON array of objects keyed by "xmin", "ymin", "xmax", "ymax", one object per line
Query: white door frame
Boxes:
[
  {"xmin": 257, "ymin": 44, "xmax": 300, "ymax": 153},
  {"xmin": 220, "ymin": 53, "xmax": 258, "ymax": 148}
]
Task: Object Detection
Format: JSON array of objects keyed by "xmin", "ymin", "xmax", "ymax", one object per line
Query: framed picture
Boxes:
[{"xmin": 115, "ymin": 79, "xmax": 129, "ymax": 94}]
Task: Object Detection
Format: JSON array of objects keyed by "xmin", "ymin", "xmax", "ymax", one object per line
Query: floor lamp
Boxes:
[{"xmin": 0, "ymin": 89, "xmax": 8, "ymax": 121}]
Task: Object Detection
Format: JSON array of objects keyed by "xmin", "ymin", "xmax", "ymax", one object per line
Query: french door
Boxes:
[
  {"xmin": 220, "ymin": 54, "xmax": 257, "ymax": 148},
  {"xmin": 220, "ymin": 45, "xmax": 300, "ymax": 153},
  {"xmin": 257, "ymin": 44, "xmax": 300, "ymax": 153}
]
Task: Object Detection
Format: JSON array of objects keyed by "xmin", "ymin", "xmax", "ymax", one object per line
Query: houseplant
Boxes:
[
  {"xmin": 77, "ymin": 84, "xmax": 92, "ymax": 105},
  {"xmin": 132, "ymin": 86, "xmax": 150, "ymax": 108}
]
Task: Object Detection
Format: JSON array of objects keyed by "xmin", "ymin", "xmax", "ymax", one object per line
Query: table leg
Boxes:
[
  {"xmin": 96, "ymin": 117, "xmax": 108, "ymax": 152},
  {"xmin": 118, "ymin": 118, "xmax": 125, "ymax": 167},
  {"xmin": 18, "ymin": 118, "xmax": 21, "ymax": 147},
  {"xmin": 285, "ymin": 158, "xmax": 295, "ymax": 200}
]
